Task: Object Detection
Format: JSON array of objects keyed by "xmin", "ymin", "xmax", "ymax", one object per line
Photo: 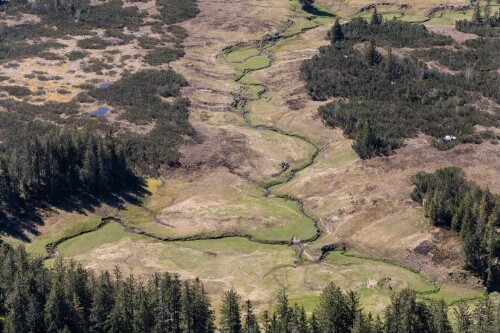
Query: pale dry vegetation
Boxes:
[{"xmin": 2, "ymin": 0, "xmax": 496, "ymax": 316}]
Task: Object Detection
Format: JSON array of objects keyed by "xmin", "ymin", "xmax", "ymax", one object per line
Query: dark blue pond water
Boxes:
[
  {"xmin": 99, "ymin": 82, "xmax": 112, "ymax": 88},
  {"xmin": 92, "ymin": 107, "xmax": 109, "ymax": 116}
]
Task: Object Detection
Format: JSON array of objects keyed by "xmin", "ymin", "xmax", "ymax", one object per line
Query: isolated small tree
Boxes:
[
  {"xmin": 331, "ymin": 19, "xmax": 344, "ymax": 42},
  {"xmin": 472, "ymin": 3, "xmax": 482, "ymax": 24},
  {"xmin": 298, "ymin": 0, "xmax": 314, "ymax": 10},
  {"xmin": 370, "ymin": 7, "xmax": 383, "ymax": 25},
  {"xmin": 364, "ymin": 40, "xmax": 381, "ymax": 66},
  {"xmin": 484, "ymin": 0, "xmax": 492, "ymax": 21}
]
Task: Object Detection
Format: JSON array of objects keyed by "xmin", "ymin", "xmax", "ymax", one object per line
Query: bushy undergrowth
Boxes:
[
  {"xmin": 144, "ymin": 47, "xmax": 185, "ymax": 65},
  {"xmin": 0, "ymin": 85, "xmax": 31, "ymax": 97},
  {"xmin": 413, "ymin": 38, "xmax": 500, "ymax": 71},
  {"xmin": 66, "ymin": 50, "xmax": 89, "ymax": 61},
  {"xmin": 89, "ymin": 69, "xmax": 195, "ymax": 173},
  {"xmin": 77, "ymin": 37, "xmax": 110, "ymax": 50},
  {"xmin": 31, "ymin": 0, "xmax": 144, "ymax": 35},
  {"xmin": 156, "ymin": 0, "xmax": 199, "ymax": 24}
]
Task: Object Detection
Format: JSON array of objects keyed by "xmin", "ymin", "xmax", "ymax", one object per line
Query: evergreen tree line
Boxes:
[
  {"xmin": 456, "ymin": 0, "xmax": 500, "ymax": 37},
  {"xmin": 0, "ymin": 129, "xmax": 132, "ymax": 210},
  {"xmin": 329, "ymin": 10, "xmax": 452, "ymax": 48},
  {"xmin": 302, "ymin": 14, "xmax": 500, "ymax": 158},
  {"xmin": 411, "ymin": 167, "xmax": 500, "ymax": 291},
  {"xmin": 3, "ymin": 244, "xmax": 500, "ymax": 333},
  {"xmin": 0, "ymin": 245, "xmax": 213, "ymax": 333}
]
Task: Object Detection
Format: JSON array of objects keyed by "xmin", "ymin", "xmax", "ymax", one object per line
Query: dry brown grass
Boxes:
[{"xmin": 6, "ymin": 0, "xmax": 494, "ymax": 302}]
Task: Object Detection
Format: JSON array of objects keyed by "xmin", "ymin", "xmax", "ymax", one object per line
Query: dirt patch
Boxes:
[{"xmin": 425, "ymin": 24, "xmax": 478, "ymax": 42}]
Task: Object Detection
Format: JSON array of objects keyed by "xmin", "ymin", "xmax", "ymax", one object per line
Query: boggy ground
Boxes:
[{"xmin": 7, "ymin": 0, "xmax": 495, "ymax": 315}]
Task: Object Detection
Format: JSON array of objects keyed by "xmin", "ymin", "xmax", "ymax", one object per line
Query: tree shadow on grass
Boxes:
[
  {"xmin": 0, "ymin": 175, "xmax": 150, "ymax": 242},
  {"xmin": 303, "ymin": 5, "xmax": 336, "ymax": 18}
]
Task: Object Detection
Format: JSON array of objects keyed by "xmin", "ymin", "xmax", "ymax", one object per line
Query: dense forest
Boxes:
[
  {"xmin": 303, "ymin": 12, "xmax": 500, "ymax": 158},
  {"xmin": 0, "ymin": 0, "xmax": 199, "ymax": 222},
  {"xmin": 411, "ymin": 167, "xmax": 500, "ymax": 291},
  {"xmin": 0, "ymin": 244, "xmax": 500, "ymax": 333},
  {"xmin": 0, "ymin": 130, "xmax": 132, "ymax": 210}
]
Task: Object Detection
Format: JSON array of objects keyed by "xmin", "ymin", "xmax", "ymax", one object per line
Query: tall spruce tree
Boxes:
[
  {"xmin": 370, "ymin": 7, "xmax": 383, "ymax": 25},
  {"xmin": 364, "ymin": 40, "xmax": 381, "ymax": 67},
  {"xmin": 308, "ymin": 311, "xmax": 320, "ymax": 333},
  {"xmin": 220, "ymin": 289, "xmax": 242, "ymax": 333},
  {"xmin": 317, "ymin": 283, "xmax": 353, "ymax": 333},
  {"xmin": 430, "ymin": 300, "xmax": 452, "ymax": 333},
  {"xmin": 473, "ymin": 3, "xmax": 482, "ymax": 24},
  {"xmin": 484, "ymin": 0, "xmax": 492, "ymax": 21},
  {"xmin": 4, "ymin": 275, "xmax": 29, "ymax": 333},
  {"xmin": 45, "ymin": 259, "xmax": 70, "ymax": 333},
  {"xmin": 385, "ymin": 289, "xmax": 434, "ymax": 333},
  {"xmin": 88, "ymin": 272, "xmax": 114, "ymax": 333},
  {"xmin": 331, "ymin": 19, "xmax": 344, "ymax": 42},
  {"xmin": 243, "ymin": 300, "xmax": 260, "ymax": 333},
  {"xmin": 275, "ymin": 290, "xmax": 291, "ymax": 333}
]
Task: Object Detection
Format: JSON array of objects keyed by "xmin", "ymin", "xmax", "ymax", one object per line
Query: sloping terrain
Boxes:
[{"xmin": 2, "ymin": 0, "xmax": 498, "ymax": 315}]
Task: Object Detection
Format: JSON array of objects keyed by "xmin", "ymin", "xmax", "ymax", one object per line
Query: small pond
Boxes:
[{"xmin": 91, "ymin": 107, "xmax": 110, "ymax": 117}]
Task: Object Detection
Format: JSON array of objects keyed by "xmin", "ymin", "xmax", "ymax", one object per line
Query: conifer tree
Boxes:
[
  {"xmin": 107, "ymin": 278, "xmax": 134, "ymax": 333},
  {"xmin": 352, "ymin": 119, "xmax": 382, "ymax": 159},
  {"xmin": 484, "ymin": 0, "xmax": 492, "ymax": 21},
  {"xmin": 220, "ymin": 289, "xmax": 242, "ymax": 333},
  {"xmin": 317, "ymin": 282, "xmax": 352, "ymax": 333},
  {"xmin": 269, "ymin": 312, "xmax": 279, "ymax": 333},
  {"xmin": 351, "ymin": 311, "xmax": 373, "ymax": 333},
  {"xmin": 5, "ymin": 276, "xmax": 29, "ymax": 333},
  {"xmin": 262, "ymin": 311, "xmax": 270, "ymax": 333},
  {"xmin": 133, "ymin": 284, "xmax": 154, "ymax": 333},
  {"xmin": 370, "ymin": 7, "xmax": 382, "ymax": 25},
  {"xmin": 473, "ymin": 3, "xmax": 482, "ymax": 24},
  {"xmin": 243, "ymin": 300, "xmax": 260, "ymax": 333},
  {"xmin": 161, "ymin": 273, "xmax": 182, "ymax": 333},
  {"xmin": 430, "ymin": 300, "xmax": 452, "ymax": 333},
  {"xmin": 81, "ymin": 138, "xmax": 99, "ymax": 193},
  {"xmin": 473, "ymin": 297, "xmax": 496, "ymax": 332},
  {"xmin": 364, "ymin": 40, "xmax": 381, "ymax": 67},
  {"xmin": 0, "ymin": 160, "xmax": 13, "ymax": 210},
  {"xmin": 188, "ymin": 278, "xmax": 214, "ymax": 333},
  {"xmin": 45, "ymin": 259, "xmax": 70, "ymax": 333},
  {"xmin": 372, "ymin": 315, "xmax": 384, "ymax": 333},
  {"xmin": 308, "ymin": 311, "xmax": 320, "ymax": 333},
  {"xmin": 275, "ymin": 290, "xmax": 290, "ymax": 333},
  {"xmin": 385, "ymin": 289, "xmax": 433, "ymax": 333},
  {"xmin": 65, "ymin": 263, "xmax": 92, "ymax": 333},
  {"xmin": 331, "ymin": 19, "xmax": 344, "ymax": 42},
  {"xmin": 89, "ymin": 272, "xmax": 114, "ymax": 333}
]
